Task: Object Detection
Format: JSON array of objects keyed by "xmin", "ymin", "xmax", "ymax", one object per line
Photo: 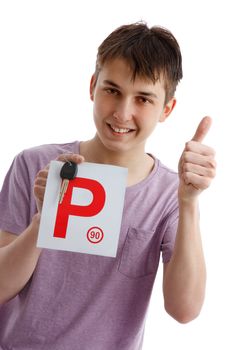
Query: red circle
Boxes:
[{"xmin": 87, "ymin": 227, "xmax": 104, "ymax": 244}]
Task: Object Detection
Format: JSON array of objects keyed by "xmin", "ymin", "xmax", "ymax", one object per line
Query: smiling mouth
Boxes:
[{"xmin": 107, "ymin": 123, "xmax": 134, "ymax": 134}]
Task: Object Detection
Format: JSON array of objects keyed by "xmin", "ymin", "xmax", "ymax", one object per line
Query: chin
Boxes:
[{"xmin": 99, "ymin": 137, "xmax": 132, "ymax": 154}]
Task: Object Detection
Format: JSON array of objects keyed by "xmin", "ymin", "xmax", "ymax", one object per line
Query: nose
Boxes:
[{"xmin": 113, "ymin": 99, "xmax": 134, "ymax": 123}]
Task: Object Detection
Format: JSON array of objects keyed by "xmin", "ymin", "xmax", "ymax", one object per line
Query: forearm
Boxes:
[
  {"xmin": 163, "ymin": 199, "xmax": 206, "ymax": 323},
  {"xmin": 0, "ymin": 214, "xmax": 42, "ymax": 304}
]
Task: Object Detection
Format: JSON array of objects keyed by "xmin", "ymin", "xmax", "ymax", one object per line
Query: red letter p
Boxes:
[{"xmin": 54, "ymin": 178, "xmax": 106, "ymax": 239}]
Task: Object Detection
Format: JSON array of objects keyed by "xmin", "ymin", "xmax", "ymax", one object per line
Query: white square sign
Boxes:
[{"xmin": 37, "ymin": 161, "xmax": 128, "ymax": 257}]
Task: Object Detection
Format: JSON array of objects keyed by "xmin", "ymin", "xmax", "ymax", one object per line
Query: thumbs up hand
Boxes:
[{"xmin": 178, "ymin": 116, "xmax": 216, "ymax": 202}]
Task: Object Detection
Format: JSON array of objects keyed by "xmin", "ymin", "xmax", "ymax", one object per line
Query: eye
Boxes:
[
  {"xmin": 137, "ymin": 96, "xmax": 152, "ymax": 104},
  {"xmin": 105, "ymin": 88, "xmax": 119, "ymax": 96}
]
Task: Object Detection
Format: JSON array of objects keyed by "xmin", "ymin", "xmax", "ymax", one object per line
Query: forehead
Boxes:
[{"xmin": 97, "ymin": 58, "xmax": 165, "ymax": 93}]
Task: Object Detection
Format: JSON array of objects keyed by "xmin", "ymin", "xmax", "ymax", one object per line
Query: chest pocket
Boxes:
[{"xmin": 118, "ymin": 227, "xmax": 160, "ymax": 279}]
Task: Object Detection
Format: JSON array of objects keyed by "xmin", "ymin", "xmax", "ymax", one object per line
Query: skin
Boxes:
[
  {"xmin": 0, "ymin": 58, "xmax": 216, "ymax": 324},
  {"xmin": 82, "ymin": 59, "xmax": 176, "ymax": 182},
  {"xmin": 164, "ymin": 117, "xmax": 216, "ymax": 322}
]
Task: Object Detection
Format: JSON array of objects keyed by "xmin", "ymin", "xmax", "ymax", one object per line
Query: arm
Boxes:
[
  {"xmin": 0, "ymin": 215, "xmax": 42, "ymax": 304},
  {"xmin": 163, "ymin": 117, "xmax": 216, "ymax": 323},
  {"xmin": 163, "ymin": 199, "xmax": 206, "ymax": 323},
  {"xmin": 0, "ymin": 153, "xmax": 84, "ymax": 304}
]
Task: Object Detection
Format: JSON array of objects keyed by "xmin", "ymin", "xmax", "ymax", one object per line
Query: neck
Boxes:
[
  {"xmin": 80, "ymin": 135, "xmax": 146, "ymax": 165},
  {"xmin": 79, "ymin": 136, "xmax": 155, "ymax": 186}
]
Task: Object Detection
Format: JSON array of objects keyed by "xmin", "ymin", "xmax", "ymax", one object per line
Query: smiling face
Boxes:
[{"xmin": 90, "ymin": 58, "xmax": 176, "ymax": 156}]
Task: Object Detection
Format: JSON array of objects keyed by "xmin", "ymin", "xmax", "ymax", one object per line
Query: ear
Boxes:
[
  {"xmin": 90, "ymin": 74, "xmax": 97, "ymax": 101},
  {"xmin": 159, "ymin": 97, "xmax": 176, "ymax": 122}
]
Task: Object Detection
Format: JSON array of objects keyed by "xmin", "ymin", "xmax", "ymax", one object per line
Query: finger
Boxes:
[
  {"xmin": 185, "ymin": 141, "xmax": 215, "ymax": 156},
  {"xmin": 56, "ymin": 153, "xmax": 85, "ymax": 164},
  {"xmin": 191, "ymin": 116, "xmax": 212, "ymax": 143},
  {"xmin": 183, "ymin": 172, "xmax": 212, "ymax": 190},
  {"xmin": 182, "ymin": 163, "xmax": 216, "ymax": 178},
  {"xmin": 33, "ymin": 184, "xmax": 45, "ymax": 202},
  {"xmin": 36, "ymin": 169, "xmax": 49, "ymax": 179},
  {"xmin": 182, "ymin": 151, "xmax": 216, "ymax": 169},
  {"xmin": 34, "ymin": 177, "xmax": 47, "ymax": 187}
]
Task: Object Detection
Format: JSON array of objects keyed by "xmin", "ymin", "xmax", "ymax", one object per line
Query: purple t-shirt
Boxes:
[{"xmin": 0, "ymin": 141, "xmax": 179, "ymax": 350}]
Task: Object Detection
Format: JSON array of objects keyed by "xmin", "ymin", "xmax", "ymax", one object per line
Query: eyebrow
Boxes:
[{"xmin": 103, "ymin": 79, "xmax": 158, "ymax": 99}]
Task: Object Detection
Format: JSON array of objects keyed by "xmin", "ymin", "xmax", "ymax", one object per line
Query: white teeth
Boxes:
[{"xmin": 110, "ymin": 125, "xmax": 131, "ymax": 133}]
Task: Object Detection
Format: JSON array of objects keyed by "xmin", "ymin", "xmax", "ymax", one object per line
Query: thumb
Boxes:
[
  {"xmin": 56, "ymin": 153, "xmax": 85, "ymax": 164},
  {"xmin": 191, "ymin": 116, "xmax": 212, "ymax": 142}
]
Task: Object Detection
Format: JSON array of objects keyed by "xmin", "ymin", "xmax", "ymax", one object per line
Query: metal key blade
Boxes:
[{"xmin": 59, "ymin": 179, "xmax": 69, "ymax": 204}]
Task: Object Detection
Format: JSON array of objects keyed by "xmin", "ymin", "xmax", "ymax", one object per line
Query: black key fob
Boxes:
[{"xmin": 60, "ymin": 162, "xmax": 78, "ymax": 180}]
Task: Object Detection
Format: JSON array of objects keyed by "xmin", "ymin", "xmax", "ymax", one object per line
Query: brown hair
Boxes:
[{"xmin": 95, "ymin": 22, "xmax": 183, "ymax": 103}]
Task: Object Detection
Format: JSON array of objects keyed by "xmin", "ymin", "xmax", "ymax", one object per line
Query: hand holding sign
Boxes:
[
  {"xmin": 178, "ymin": 116, "xmax": 216, "ymax": 201},
  {"xmin": 34, "ymin": 153, "xmax": 85, "ymax": 213}
]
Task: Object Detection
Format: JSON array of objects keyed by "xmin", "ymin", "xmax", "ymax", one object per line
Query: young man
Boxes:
[{"xmin": 0, "ymin": 22, "xmax": 216, "ymax": 349}]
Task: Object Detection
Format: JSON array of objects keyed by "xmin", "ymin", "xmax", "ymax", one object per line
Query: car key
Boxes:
[{"xmin": 59, "ymin": 161, "xmax": 78, "ymax": 204}]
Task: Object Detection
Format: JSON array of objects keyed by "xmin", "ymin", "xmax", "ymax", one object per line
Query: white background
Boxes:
[{"xmin": 0, "ymin": 0, "xmax": 232, "ymax": 348}]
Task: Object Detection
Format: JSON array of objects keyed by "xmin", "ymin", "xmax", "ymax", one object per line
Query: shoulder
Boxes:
[
  {"xmin": 154, "ymin": 160, "xmax": 179, "ymax": 203},
  {"xmin": 8, "ymin": 141, "xmax": 80, "ymax": 181},
  {"xmin": 157, "ymin": 160, "xmax": 179, "ymax": 185},
  {"xmin": 147, "ymin": 158, "xmax": 179, "ymax": 210},
  {"xmin": 16, "ymin": 141, "xmax": 79, "ymax": 168},
  {"xmin": 143, "ymin": 158, "xmax": 179, "ymax": 194},
  {"xmin": 21, "ymin": 140, "xmax": 79, "ymax": 159},
  {"xmin": 155, "ymin": 160, "xmax": 179, "ymax": 215}
]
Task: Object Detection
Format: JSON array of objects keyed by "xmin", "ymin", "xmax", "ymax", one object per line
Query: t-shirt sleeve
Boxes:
[
  {"xmin": 0, "ymin": 151, "xmax": 34, "ymax": 234},
  {"xmin": 160, "ymin": 207, "xmax": 179, "ymax": 263}
]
